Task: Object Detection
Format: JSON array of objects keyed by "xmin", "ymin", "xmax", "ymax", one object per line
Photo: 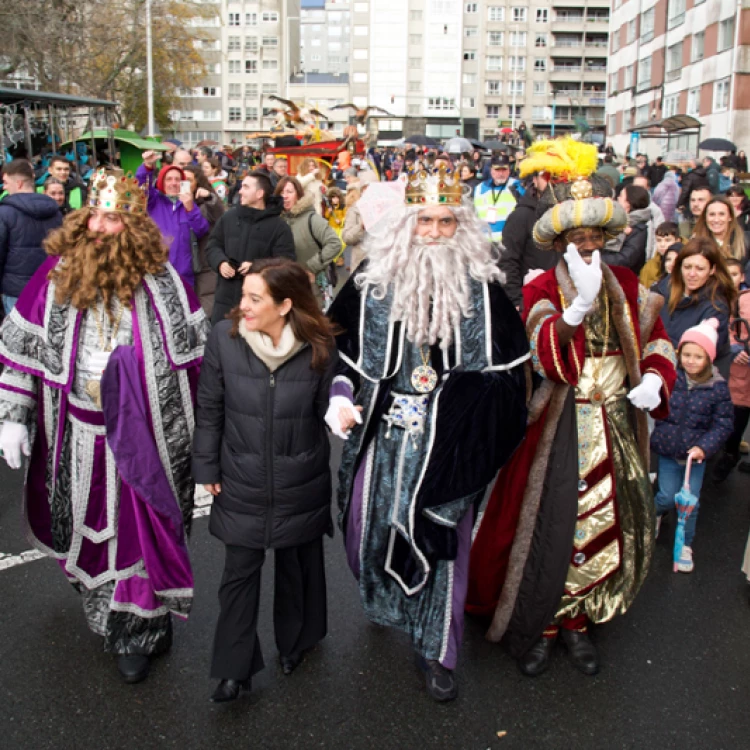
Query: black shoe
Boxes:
[
  {"xmin": 518, "ymin": 636, "xmax": 555, "ymax": 677},
  {"xmin": 209, "ymin": 678, "xmax": 251, "ymax": 703},
  {"xmin": 713, "ymin": 451, "xmax": 739, "ymax": 483},
  {"xmin": 116, "ymin": 654, "xmax": 150, "ymax": 684},
  {"xmin": 560, "ymin": 629, "xmax": 599, "ymax": 676},
  {"xmin": 279, "ymin": 651, "xmax": 305, "ymax": 675},
  {"xmin": 415, "ymin": 654, "xmax": 457, "ymax": 702},
  {"xmin": 738, "ymin": 460, "xmax": 750, "ymax": 474}
]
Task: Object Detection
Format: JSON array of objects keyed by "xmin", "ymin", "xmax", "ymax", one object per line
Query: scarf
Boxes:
[{"xmin": 238, "ymin": 321, "xmax": 303, "ymax": 372}]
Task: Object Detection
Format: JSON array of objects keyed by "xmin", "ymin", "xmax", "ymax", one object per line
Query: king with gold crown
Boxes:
[
  {"xmin": 0, "ymin": 167, "xmax": 208, "ymax": 685},
  {"xmin": 325, "ymin": 165, "xmax": 530, "ymax": 702}
]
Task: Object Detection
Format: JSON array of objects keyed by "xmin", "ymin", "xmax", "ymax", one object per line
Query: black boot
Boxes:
[
  {"xmin": 560, "ymin": 628, "xmax": 599, "ymax": 675},
  {"xmin": 210, "ymin": 678, "xmax": 251, "ymax": 703},
  {"xmin": 279, "ymin": 650, "xmax": 305, "ymax": 675},
  {"xmin": 713, "ymin": 451, "xmax": 739, "ymax": 483},
  {"xmin": 116, "ymin": 654, "xmax": 150, "ymax": 684},
  {"xmin": 415, "ymin": 654, "xmax": 457, "ymax": 702},
  {"xmin": 518, "ymin": 636, "xmax": 556, "ymax": 677}
]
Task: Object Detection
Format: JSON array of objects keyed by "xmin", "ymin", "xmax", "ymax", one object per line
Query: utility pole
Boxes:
[{"xmin": 146, "ymin": 0, "xmax": 155, "ymax": 136}]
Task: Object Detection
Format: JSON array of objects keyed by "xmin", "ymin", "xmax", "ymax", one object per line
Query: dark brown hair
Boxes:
[
  {"xmin": 183, "ymin": 164, "xmax": 217, "ymax": 196},
  {"xmin": 273, "ymin": 175, "xmax": 304, "ymax": 199},
  {"xmin": 668, "ymin": 237, "xmax": 737, "ymax": 315},
  {"xmin": 229, "ymin": 257, "xmax": 336, "ymax": 371}
]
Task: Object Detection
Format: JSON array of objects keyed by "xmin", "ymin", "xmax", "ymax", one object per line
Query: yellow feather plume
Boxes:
[{"xmin": 519, "ymin": 136, "xmax": 599, "ymax": 180}]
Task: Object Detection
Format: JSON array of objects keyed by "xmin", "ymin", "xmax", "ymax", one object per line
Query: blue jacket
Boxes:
[
  {"xmin": 651, "ymin": 368, "xmax": 733, "ymax": 459},
  {"xmin": 0, "ymin": 193, "xmax": 63, "ymax": 297},
  {"xmin": 653, "ymin": 276, "xmax": 731, "ymax": 362}
]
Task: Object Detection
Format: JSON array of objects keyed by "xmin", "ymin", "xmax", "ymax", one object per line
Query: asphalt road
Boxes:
[{"xmin": 1, "ymin": 443, "xmax": 750, "ymax": 750}]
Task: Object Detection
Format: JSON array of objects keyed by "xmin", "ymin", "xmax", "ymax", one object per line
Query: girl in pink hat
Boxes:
[{"xmin": 650, "ymin": 318, "xmax": 734, "ymax": 572}]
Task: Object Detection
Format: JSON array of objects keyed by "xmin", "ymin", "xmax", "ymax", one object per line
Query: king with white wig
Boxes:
[{"xmin": 325, "ymin": 166, "xmax": 530, "ymax": 702}]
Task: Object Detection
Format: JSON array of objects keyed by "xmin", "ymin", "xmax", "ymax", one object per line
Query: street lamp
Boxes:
[{"xmin": 146, "ymin": 0, "xmax": 155, "ymax": 136}]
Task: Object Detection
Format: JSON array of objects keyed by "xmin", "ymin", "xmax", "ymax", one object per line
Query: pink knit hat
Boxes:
[{"xmin": 678, "ymin": 318, "xmax": 719, "ymax": 361}]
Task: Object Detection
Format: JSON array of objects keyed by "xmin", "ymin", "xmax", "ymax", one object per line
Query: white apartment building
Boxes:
[{"xmin": 301, "ymin": 0, "xmax": 351, "ymax": 77}]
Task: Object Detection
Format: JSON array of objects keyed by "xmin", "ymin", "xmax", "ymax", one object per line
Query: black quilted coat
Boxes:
[{"xmin": 192, "ymin": 320, "xmax": 336, "ymax": 549}]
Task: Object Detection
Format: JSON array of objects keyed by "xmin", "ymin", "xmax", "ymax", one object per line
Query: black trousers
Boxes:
[
  {"xmin": 726, "ymin": 405, "xmax": 750, "ymax": 455},
  {"xmin": 210, "ymin": 536, "xmax": 327, "ymax": 681}
]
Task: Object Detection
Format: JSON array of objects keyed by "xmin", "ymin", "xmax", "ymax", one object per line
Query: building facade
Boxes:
[
  {"xmin": 300, "ymin": 0, "xmax": 351, "ymax": 77},
  {"xmin": 606, "ymin": 0, "xmax": 750, "ymax": 158}
]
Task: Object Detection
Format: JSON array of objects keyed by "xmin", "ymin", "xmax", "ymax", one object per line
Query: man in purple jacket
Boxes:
[{"xmin": 137, "ymin": 150, "xmax": 210, "ymax": 287}]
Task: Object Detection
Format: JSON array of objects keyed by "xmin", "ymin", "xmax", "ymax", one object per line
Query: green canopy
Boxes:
[{"xmin": 60, "ymin": 130, "xmax": 170, "ymax": 174}]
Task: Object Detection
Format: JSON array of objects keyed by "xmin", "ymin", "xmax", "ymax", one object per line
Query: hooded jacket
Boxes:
[
  {"xmin": 205, "ymin": 195, "xmax": 296, "ymax": 325},
  {"xmin": 652, "ymin": 171, "xmax": 680, "ymax": 223},
  {"xmin": 136, "ymin": 163, "xmax": 211, "ymax": 287},
  {"xmin": 601, "ymin": 206, "xmax": 650, "ymax": 273},
  {"xmin": 498, "ymin": 190, "xmax": 558, "ymax": 308},
  {"xmin": 281, "ymin": 193, "xmax": 342, "ymax": 273},
  {"xmin": 0, "ymin": 192, "xmax": 62, "ymax": 297}
]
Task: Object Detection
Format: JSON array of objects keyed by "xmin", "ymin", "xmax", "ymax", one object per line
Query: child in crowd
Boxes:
[
  {"xmin": 651, "ymin": 319, "xmax": 734, "ymax": 572},
  {"xmin": 640, "ymin": 222, "xmax": 681, "ymax": 288},
  {"xmin": 713, "ymin": 260, "xmax": 750, "ymax": 481},
  {"xmin": 663, "ymin": 247, "xmax": 680, "ymax": 278}
]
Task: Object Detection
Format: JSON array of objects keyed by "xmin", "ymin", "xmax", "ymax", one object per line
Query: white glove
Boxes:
[
  {"xmin": 562, "ymin": 243, "xmax": 602, "ymax": 327},
  {"xmin": 324, "ymin": 395, "xmax": 362, "ymax": 440},
  {"xmin": 0, "ymin": 421, "xmax": 31, "ymax": 470},
  {"xmin": 627, "ymin": 372, "xmax": 663, "ymax": 411}
]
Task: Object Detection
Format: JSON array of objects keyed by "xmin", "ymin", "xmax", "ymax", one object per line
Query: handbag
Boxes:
[{"xmin": 307, "ymin": 212, "xmax": 340, "ymax": 288}]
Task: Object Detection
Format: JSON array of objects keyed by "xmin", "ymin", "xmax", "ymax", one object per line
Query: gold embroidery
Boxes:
[
  {"xmin": 565, "ymin": 539, "xmax": 621, "ymax": 596},
  {"xmin": 549, "ymin": 322, "xmax": 569, "ymax": 384},
  {"xmin": 643, "ymin": 338, "xmax": 677, "ymax": 366},
  {"xmin": 578, "ymin": 474, "xmax": 613, "ymax": 515},
  {"xmin": 573, "ymin": 500, "xmax": 616, "ymax": 550},
  {"xmin": 576, "ymin": 353, "xmax": 628, "ymax": 405}
]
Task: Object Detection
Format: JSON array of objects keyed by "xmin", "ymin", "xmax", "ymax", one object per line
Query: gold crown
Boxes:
[
  {"xmin": 404, "ymin": 166, "xmax": 464, "ymax": 206},
  {"xmin": 88, "ymin": 168, "xmax": 147, "ymax": 215}
]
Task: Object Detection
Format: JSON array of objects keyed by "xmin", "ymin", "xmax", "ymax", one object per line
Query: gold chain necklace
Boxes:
[
  {"xmin": 92, "ymin": 300, "xmax": 125, "ymax": 352},
  {"xmin": 582, "ymin": 286, "xmax": 610, "ymax": 406}
]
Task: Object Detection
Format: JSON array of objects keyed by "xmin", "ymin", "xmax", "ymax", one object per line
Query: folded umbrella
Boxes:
[{"xmin": 673, "ymin": 455, "xmax": 699, "ymax": 572}]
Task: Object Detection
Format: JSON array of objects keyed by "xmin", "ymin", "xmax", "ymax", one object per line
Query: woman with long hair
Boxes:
[
  {"xmin": 726, "ymin": 185, "xmax": 750, "ymax": 232},
  {"xmin": 183, "ymin": 165, "xmax": 225, "ymax": 317},
  {"xmin": 653, "ymin": 237, "xmax": 737, "ymax": 374},
  {"xmin": 296, "ymin": 156, "xmax": 325, "ymax": 215},
  {"xmin": 693, "ymin": 195, "xmax": 750, "ymax": 263},
  {"xmin": 193, "ymin": 257, "xmax": 338, "ymax": 703}
]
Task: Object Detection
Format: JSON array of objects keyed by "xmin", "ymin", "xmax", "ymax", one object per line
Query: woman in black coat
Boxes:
[{"xmin": 193, "ymin": 257, "xmax": 338, "ymax": 703}]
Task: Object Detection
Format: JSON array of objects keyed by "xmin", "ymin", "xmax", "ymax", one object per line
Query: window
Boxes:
[
  {"xmin": 408, "ymin": 104, "xmax": 420, "ymax": 115},
  {"xmin": 262, "ymin": 36, "xmax": 278, "ymax": 47},
  {"xmin": 668, "ymin": 0, "xmax": 685, "ymax": 30},
  {"xmin": 535, "ymin": 34, "xmax": 547, "ymax": 48},
  {"xmin": 464, "ymin": 51, "xmax": 477, "ymax": 60},
  {"xmin": 486, "ymin": 56, "xmax": 503, "ymax": 71},
  {"xmin": 609, "ymin": 72, "xmax": 618, "ymax": 91},
  {"xmin": 510, "ymin": 32, "xmax": 527, "ymax": 47},
  {"xmin": 245, "ymin": 60, "xmax": 257, "ymax": 73},
  {"xmin": 409, "ymin": 10, "xmax": 423, "ymax": 20},
  {"xmin": 201, "ymin": 87, "xmax": 218, "ymax": 97},
  {"xmin": 465, "ymin": 2, "xmax": 478, "ymax": 12},
  {"xmin": 409, "ymin": 34, "xmax": 422, "ymax": 44},
  {"xmin": 719, "ymin": 18, "xmax": 735, "ymax": 52},
  {"xmin": 262, "ymin": 60, "xmax": 278, "ymax": 70},
  {"xmin": 228, "ymin": 107, "xmax": 241, "ymax": 122},
  {"xmin": 409, "ymin": 81, "xmax": 421, "ymax": 92},
  {"xmin": 463, "ymin": 97, "xmax": 476, "ymax": 108},
  {"xmin": 409, "ymin": 57, "xmax": 422, "ymax": 69},
  {"xmin": 636, "ymin": 57, "xmax": 651, "ymax": 91},
  {"xmin": 509, "ymin": 56, "xmax": 526, "ymax": 72},
  {"xmin": 623, "ymin": 109, "xmax": 632, "ymax": 131},
  {"xmin": 227, "ymin": 36, "xmax": 240, "ymax": 51},
  {"xmin": 641, "ymin": 8, "xmax": 655, "ymax": 43},
  {"xmin": 245, "ymin": 37, "xmax": 258, "ymax": 52},
  {"xmin": 245, "ymin": 107, "xmax": 258, "ymax": 121},
  {"xmin": 245, "ymin": 12, "xmax": 257, "ymax": 26},
  {"xmin": 714, "ymin": 78, "xmax": 730, "ymax": 111},
  {"xmin": 536, "ymin": 9, "xmax": 548, "ymax": 23},
  {"xmin": 623, "ymin": 64, "xmax": 634, "ymax": 89},
  {"xmin": 427, "ymin": 97, "xmax": 456, "ymax": 110},
  {"xmin": 245, "ymin": 83, "xmax": 258, "ymax": 97},
  {"xmin": 663, "ymin": 94, "xmax": 679, "ymax": 118},
  {"xmin": 486, "ymin": 80, "xmax": 501, "ymax": 95},
  {"xmin": 534, "ymin": 58, "xmax": 547, "ymax": 72},
  {"xmin": 488, "ymin": 31, "xmax": 504, "ymax": 46},
  {"xmin": 228, "ymin": 83, "xmax": 241, "ymax": 99},
  {"xmin": 486, "ymin": 105, "xmax": 500, "ymax": 118},
  {"xmin": 463, "ymin": 73, "xmax": 477, "ymax": 84},
  {"xmin": 626, "ymin": 20, "xmax": 636, "ymax": 44},
  {"xmin": 635, "ymin": 104, "xmax": 650, "ymax": 124},
  {"xmin": 228, "ymin": 60, "xmax": 241, "ymax": 74},
  {"xmin": 262, "ymin": 83, "xmax": 277, "ymax": 94},
  {"xmin": 533, "ymin": 81, "xmax": 546, "ymax": 95},
  {"xmin": 687, "ymin": 87, "xmax": 700, "ymax": 116},
  {"xmin": 666, "ymin": 43, "xmax": 683, "ymax": 80},
  {"xmin": 508, "ymin": 105, "xmax": 522, "ymax": 118},
  {"xmin": 262, "ymin": 12, "xmax": 278, "ymax": 22},
  {"xmin": 509, "ymin": 80, "xmax": 524, "ymax": 95},
  {"xmin": 692, "ymin": 32, "xmax": 704, "ymax": 62},
  {"xmin": 512, "ymin": 7, "xmax": 527, "ymax": 23},
  {"xmin": 228, "ymin": 12, "xmax": 240, "ymax": 26},
  {"xmin": 488, "ymin": 7, "xmax": 504, "ymax": 22},
  {"xmin": 310, "ymin": 54, "xmax": 322, "ymax": 61},
  {"xmin": 612, "ymin": 31, "xmax": 620, "ymax": 53},
  {"xmin": 465, "ymin": 27, "xmax": 478, "ymax": 37},
  {"xmin": 533, "ymin": 106, "xmax": 550, "ymax": 120}
]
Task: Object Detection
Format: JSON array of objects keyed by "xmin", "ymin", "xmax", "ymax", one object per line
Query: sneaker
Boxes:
[
  {"xmin": 740, "ymin": 440, "xmax": 749, "ymax": 455},
  {"xmin": 675, "ymin": 546, "xmax": 694, "ymax": 573},
  {"xmin": 655, "ymin": 514, "xmax": 663, "ymax": 540}
]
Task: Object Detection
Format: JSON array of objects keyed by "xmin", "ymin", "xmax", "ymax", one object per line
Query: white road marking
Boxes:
[{"xmin": 0, "ymin": 489, "xmax": 214, "ymax": 573}]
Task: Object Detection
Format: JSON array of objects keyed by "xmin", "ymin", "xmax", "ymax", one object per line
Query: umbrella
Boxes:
[
  {"xmin": 403, "ymin": 135, "xmax": 439, "ymax": 147},
  {"xmin": 481, "ymin": 140, "xmax": 510, "ymax": 152},
  {"xmin": 164, "ymin": 138, "xmax": 183, "ymax": 147},
  {"xmin": 673, "ymin": 456, "xmax": 699, "ymax": 572},
  {"xmin": 195, "ymin": 139, "xmax": 219, "ymax": 148},
  {"xmin": 469, "ymin": 139, "xmax": 488, "ymax": 150},
  {"xmin": 443, "ymin": 137, "xmax": 474, "ymax": 154},
  {"xmin": 699, "ymin": 138, "xmax": 736, "ymax": 152},
  {"xmin": 499, "ymin": 127, "xmax": 515, "ymax": 134}
]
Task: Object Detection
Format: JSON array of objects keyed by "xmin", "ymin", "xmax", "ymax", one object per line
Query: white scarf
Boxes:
[{"xmin": 238, "ymin": 321, "xmax": 303, "ymax": 372}]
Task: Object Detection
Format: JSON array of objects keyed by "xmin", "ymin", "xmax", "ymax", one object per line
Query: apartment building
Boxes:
[
  {"xmin": 606, "ymin": 0, "xmax": 750, "ymax": 158},
  {"xmin": 301, "ymin": 0, "xmax": 351, "ymax": 77}
]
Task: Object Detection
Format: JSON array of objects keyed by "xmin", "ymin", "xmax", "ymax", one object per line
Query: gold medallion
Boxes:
[{"xmin": 589, "ymin": 385, "xmax": 605, "ymax": 407}]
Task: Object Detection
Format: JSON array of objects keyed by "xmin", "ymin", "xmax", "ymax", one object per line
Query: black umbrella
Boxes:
[
  {"xmin": 481, "ymin": 140, "xmax": 510, "ymax": 151},
  {"xmin": 699, "ymin": 138, "xmax": 736, "ymax": 152},
  {"xmin": 469, "ymin": 139, "xmax": 488, "ymax": 150},
  {"xmin": 403, "ymin": 135, "xmax": 440, "ymax": 147}
]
